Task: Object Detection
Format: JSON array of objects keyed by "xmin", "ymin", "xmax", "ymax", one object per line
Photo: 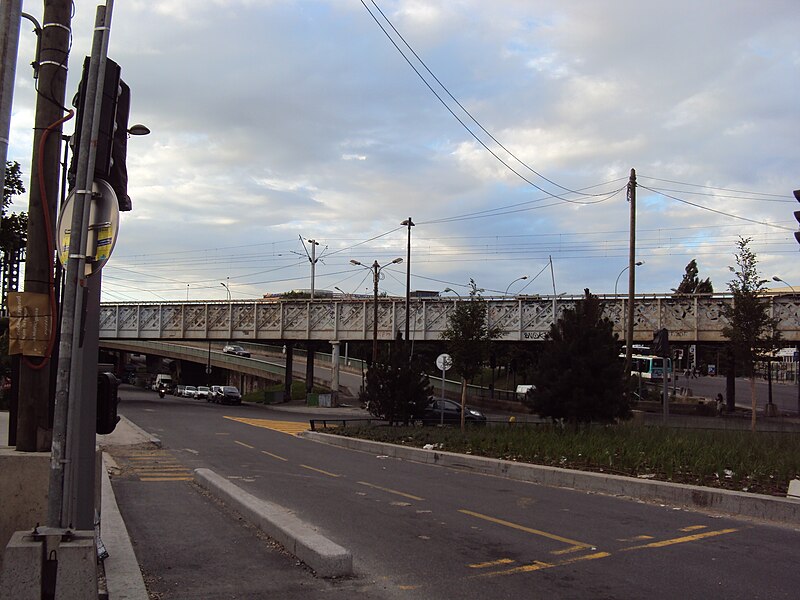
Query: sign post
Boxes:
[{"xmin": 435, "ymin": 353, "xmax": 453, "ymax": 425}]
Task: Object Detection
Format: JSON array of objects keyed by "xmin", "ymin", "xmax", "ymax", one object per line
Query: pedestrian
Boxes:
[
  {"xmin": 715, "ymin": 393, "xmax": 724, "ymax": 415},
  {"xmin": 691, "ymin": 366, "xmax": 697, "ymax": 379}
]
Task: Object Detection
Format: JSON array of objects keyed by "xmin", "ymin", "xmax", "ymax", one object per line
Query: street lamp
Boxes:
[
  {"xmin": 772, "ymin": 276, "xmax": 798, "ymax": 295},
  {"xmin": 443, "ymin": 287, "xmax": 462, "ymax": 298},
  {"xmin": 334, "ymin": 286, "xmax": 349, "ymax": 298},
  {"xmin": 350, "ymin": 258, "xmax": 403, "ymax": 363},
  {"xmin": 220, "ymin": 280, "xmax": 231, "ymax": 302},
  {"xmin": 615, "ymin": 261, "xmax": 644, "ymax": 295},
  {"xmin": 401, "ymin": 217, "xmax": 415, "ymax": 341},
  {"xmin": 504, "ymin": 276, "xmax": 528, "ymax": 297}
]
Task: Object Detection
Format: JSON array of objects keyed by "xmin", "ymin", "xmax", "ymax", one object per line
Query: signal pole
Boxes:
[{"xmin": 15, "ymin": 0, "xmax": 73, "ymax": 452}]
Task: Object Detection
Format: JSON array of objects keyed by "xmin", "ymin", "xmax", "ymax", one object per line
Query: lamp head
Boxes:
[{"xmin": 350, "ymin": 260, "xmax": 362, "ymax": 266}]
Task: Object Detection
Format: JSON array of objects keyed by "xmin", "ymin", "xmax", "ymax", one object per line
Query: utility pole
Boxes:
[
  {"xmin": 401, "ymin": 217, "xmax": 414, "ymax": 342},
  {"xmin": 16, "ymin": 0, "xmax": 73, "ymax": 452},
  {"xmin": 372, "ymin": 260, "xmax": 379, "ymax": 364},
  {"xmin": 624, "ymin": 168, "xmax": 637, "ymax": 402},
  {"xmin": 300, "ymin": 236, "xmax": 320, "ymax": 299}
]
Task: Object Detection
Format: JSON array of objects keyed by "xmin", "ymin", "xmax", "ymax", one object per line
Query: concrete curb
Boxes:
[
  {"xmin": 193, "ymin": 468, "xmax": 353, "ymax": 577},
  {"xmin": 301, "ymin": 432, "xmax": 800, "ymax": 526},
  {"xmin": 100, "ymin": 454, "xmax": 148, "ymax": 600},
  {"xmin": 118, "ymin": 415, "xmax": 162, "ymax": 447}
]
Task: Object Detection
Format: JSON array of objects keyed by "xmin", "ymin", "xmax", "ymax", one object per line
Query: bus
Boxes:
[{"xmin": 621, "ymin": 353, "xmax": 672, "ymax": 381}]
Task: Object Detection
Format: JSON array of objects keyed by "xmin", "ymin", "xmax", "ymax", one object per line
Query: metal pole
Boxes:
[
  {"xmin": 372, "ymin": 261, "xmax": 379, "ymax": 364},
  {"xmin": 624, "ymin": 169, "xmax": 637, "ymax": 401},
  {"xmin": 51, "ymin": 2, "xmax": 114, "ymax": 527},
  {"xmin": 309, "ymin": 239, "xmax": 318, "ymax": 300},
  {"xmin": 402, "ymin": 218, "xmax": 414, "ymax": 341},
  {"xmin": 0, "ymin": 0, "xmax": 23, "ymax": 190}
]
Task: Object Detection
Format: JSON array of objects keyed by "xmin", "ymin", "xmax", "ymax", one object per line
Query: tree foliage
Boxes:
[
  {"xmin": 1, "ymin": 161, "xmax": 27, "ymax": 255},
  {"xmin": 525, "ymin": 289, "xmax": 629, "ymax": 425},
  {"xmin": 359, "ymin": 345, "xmax": 432, "ymax": 425},
  {"xmin": 721, "ymin": 238, "xmax": 780, "ymax": 377},
  {"xmin": 441, "ymin": 280, "xmax": 501, "ymax": 382},
  {"xmin": 674, "ymin": 259, "xmax": 713, "ymax": 294}
]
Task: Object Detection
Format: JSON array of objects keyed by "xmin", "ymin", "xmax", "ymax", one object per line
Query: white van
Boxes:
[
  {"xmin": 516, "ymin": 384, "xmax": 535, "ymax": 399},
  {"xmin": 154, "ymin": 374, "xmax": 173, "ymax": 391}
]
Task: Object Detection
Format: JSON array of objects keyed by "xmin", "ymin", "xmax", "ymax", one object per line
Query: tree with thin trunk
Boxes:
[
  {"xmin": 721, "ymin": 238, "xmax": 780, "ymax": 431},
  {"xmin": 674, "ymin": 259, "xmax": 713, "ymax": 295},
  {"xmin": 441, "ymin": 280, "xmax": 501, "ymax": 431}
]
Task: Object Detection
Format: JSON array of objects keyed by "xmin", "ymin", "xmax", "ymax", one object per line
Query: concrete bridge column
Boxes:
[
  {"xmin": 305, "ymin": 344, "xmax": 315, "ymax": 395},
  {"xmin": 283, "ymin": 343, "xmax": 293, "ymax": 403},
  {"xmin": 330, "ymin": 341, "xmax": 340, "ymax": 406}
]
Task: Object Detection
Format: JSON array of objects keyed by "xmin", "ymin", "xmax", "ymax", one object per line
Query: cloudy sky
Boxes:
[{"xmin": 8, "ymin": 0, "xmax": 800, "ymax": 303}]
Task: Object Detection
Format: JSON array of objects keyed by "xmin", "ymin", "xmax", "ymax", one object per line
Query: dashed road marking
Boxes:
[
  {"xmin": 235, "ymin": 440, "xmax": 255, "ymax": 449},
  {"xmin": 261, "ymin": 450, "xmax": 288, "ymax": 461},
  {"xmin": 357, "ymin": 481, "xmax": 424, "ymax": 501},
  {"xmin": 300, "ymin": 464, "xmax": 341, "ymax": 478},
  {"xmin": 621, "ymin": 528, "xmax": 738, "ymax": 551}
]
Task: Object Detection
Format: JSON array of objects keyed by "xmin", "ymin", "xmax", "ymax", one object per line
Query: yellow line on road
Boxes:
[
  {"xmin": 225, "ymin": 416, "xmax": 309, "ymax": 435},
  {"xmin": 139, "ymin": 476, "xmax": 194, "ymax": 482},
  {"xmin": 469, "ymin": 558, "xmax": 515, "ymax": 569},
  {"xmin": 261, "ymin": 450, "xmax": 288, "ymax": 462},
  {"xmin": 679, "ymin": 525, "xmax": 707, "ymax": 532},
  {"xmin": 235, "ymin": 440, "xmax": 255, "ymax": 449},
  {"xmin": 458, "ymin": 509, "xmax": 592, "ymax": 553},
  {"xmin": 622, "ymin": 528, "xmax": 738, "ymax": 551},
  {"xmin": 357, "ymin": 481, "xmax": 424, "ymax": 502},
  {"xmin": 476, "ymin": 552, "xmax": 611, "ymax": 578},
  {"xmin": 300, "ymin": 464, "xmax": 341, "ymax": 478}
]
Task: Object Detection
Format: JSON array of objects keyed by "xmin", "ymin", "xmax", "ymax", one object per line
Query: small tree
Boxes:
[
  {"xmin": 674, "ymin": 259, "xmax": 713, "ymax": 294},
  {"xmin": 359, "ymin": 346, "xmax": 431, "ymax": 425},
  {"xmin": 1, "ymin": 161, "xmax": 27, "ymax": 259},
  {"xmin": 721, "ymin": 238, "xmax": 780, "ymax": 430},
  {"xmin": 441, "ymin": 280, "xmax": 501, "ymax": 430},
  {"xmin": 525, "ymin": 289, "xmax": 629, "ymax": 426}
]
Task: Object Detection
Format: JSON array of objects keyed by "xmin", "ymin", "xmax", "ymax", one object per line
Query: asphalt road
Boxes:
[
  {"xmin": 672, "ymin": 375, "xmax": 799, "ymax": 414},
  {"xmin": 112, "ymin": 386, "xmax": 800, "ymax": 599}
]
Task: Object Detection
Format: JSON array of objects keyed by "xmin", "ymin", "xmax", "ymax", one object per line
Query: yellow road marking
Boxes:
[
  {"xmin": 477, "ymin": 552, "xmax": 611, "ymax": 578},
  {"xmin": 469, "ymin": 559, "xmax": 515, "ymax": 569},
  {"xmin": 458, "ymin": 509, "xmax": 592, "ymax": 554},
  {"xmin": 622, "ymin": 528, "xmax": 738, "ymax": 551},
  {"xmin": 300, "ymin": 464, "xmax": 341, "ymax": 478},
  {"xmin": 139, "ymin": 476, "xmax": 193, "ymax": 482},
  {"xmin": 225, "ymin": 416, "xmax": 309, "ymax": 435},
  {"xmin": 358, "ymin": 481, "xmax": 424, "ymax": 502},
  {"xmin": 261, "ymin": 450, "xmax": 288, "ymax": 462},
  {"xmin": 616, "ymin": 535, "xmax": 654, "ymax": 542},
  {"xmin": 235, "ymin": 440, "xmax": 255, "ymax": 449},
  {"xmin": 679, "ymin": 525, "xmax": 707, "ymax": 532}
]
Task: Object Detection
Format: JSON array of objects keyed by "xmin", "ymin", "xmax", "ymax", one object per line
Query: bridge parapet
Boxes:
[{"xmin": 98, "ymin": 295, "xmax": 800, "ymax": 343}]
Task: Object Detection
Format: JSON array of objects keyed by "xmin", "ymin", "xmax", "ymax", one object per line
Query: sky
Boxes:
[{"xmin": 7, "ymin": 0, "xmax": 800, "ymax": 303}]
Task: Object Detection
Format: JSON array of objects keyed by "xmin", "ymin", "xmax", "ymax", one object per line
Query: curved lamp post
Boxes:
[
  {"xmin": 615, "ymin": 261, "xmax": 644, "ymax": 295},
  {"xmin": 351, "ymin": 258, "xmax": 403, "ymax": 363},
  {"xmin": 504, "ymin": 275, "xmax": 528, "ymax": 296}
]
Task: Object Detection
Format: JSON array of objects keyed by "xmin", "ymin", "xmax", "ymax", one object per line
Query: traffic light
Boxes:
[
  {"xmin": 96, "ymin": 372, "xmax": 120, "ymax": 434},
  {"xmin": 793, "ymin": 190, "xmax": 800, "ymax": 245},
  {"xmin": 652, "ymin": 328, "xmax": 670, "ymax": 357},
  {"xmin": 69, "ymin": 57, "xmax": 131, "ymax": 211}
]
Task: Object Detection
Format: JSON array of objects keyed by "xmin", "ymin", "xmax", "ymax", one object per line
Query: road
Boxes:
[
  {"xmin": 672, "ymin": 375, "xmax": 799, "ymax": 414},
  {"xmin": 110, "ymin": 386, "xmax": 800, "ymax": 599}
]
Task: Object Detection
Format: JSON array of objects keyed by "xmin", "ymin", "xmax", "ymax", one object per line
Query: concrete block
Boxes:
[
  {"xmin": 0, "ymin": 531, "xmax": 42, "ymax": 600},
  {"xmin": 788, "ymin": 479, "xmax": 800, "ymax": 499},
  {"xmin": 55, "ymin": 531, "xmax": 97, "ymax": 600},
  {"xmin": 0, "ymin": 450, "xmax": 49, "ymax": 573}
]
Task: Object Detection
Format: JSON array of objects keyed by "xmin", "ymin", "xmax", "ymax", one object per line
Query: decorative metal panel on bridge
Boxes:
[{"xmin": 98, "ymin": 295, "xmax": 800, "ymax": 343}]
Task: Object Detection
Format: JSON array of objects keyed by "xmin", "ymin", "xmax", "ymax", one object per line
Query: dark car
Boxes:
[
  {"xmin": 421, "ymin": 398, "xmax": 487, "ymax": 426},
  {"xmin": 223, "ymin": 344, "xmax": 250, "ymax": 358},
  {"xmin": 216, "ymin": 386, "xmax": 242, "ymax": 405}
]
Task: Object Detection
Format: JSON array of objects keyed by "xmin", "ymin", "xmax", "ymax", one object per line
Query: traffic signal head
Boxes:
[{"xmin": 794, "ymin": 190, "xmax": 800, "ymax": 245}]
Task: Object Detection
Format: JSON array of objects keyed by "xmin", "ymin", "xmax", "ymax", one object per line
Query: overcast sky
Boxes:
[{"xmin": 8, "ymin": 0, "xmax": 800, "ymax": 303}]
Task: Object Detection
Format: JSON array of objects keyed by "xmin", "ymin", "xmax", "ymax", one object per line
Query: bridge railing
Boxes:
[{"xmin": 99, "ymin": 294, "xmax": 800, "ymax": 343}]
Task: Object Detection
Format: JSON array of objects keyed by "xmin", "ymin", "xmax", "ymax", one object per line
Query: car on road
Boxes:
[
  {"xmin": 195, "ymin": 386, "xmax": 211, "ymax": 401},
  {"xmin": 421, "ymin": 398, "xmax": 487, "ymax": 426},
  {"xmin": 183, "ymin": 385, "xmax": 197, "ymax": 398},
  {"xmin": 210, "ymin": 385, "xmax": 223, "ymax": 401},
  {"xmin": 215, "ymin": 386, "xmax": 242, "ymax": 405},
  {"xmin": 174, "ymin": 385, "xmax": 185, "ymax": 397},
  {"xmin": 223, "ymin": 344, "xmax": 251, "ymax": 358}
]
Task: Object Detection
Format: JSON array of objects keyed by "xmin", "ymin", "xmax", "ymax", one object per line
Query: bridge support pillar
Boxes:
[
  {"xmin": 305, "ymin": 344, "xmax": 315, "ymax": 395},
  {"xmin": 330, "ymin": 341, "xmax": 340, "ymax": 407}
]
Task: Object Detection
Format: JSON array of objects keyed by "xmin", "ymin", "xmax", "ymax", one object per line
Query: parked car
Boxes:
[
  {"xmin": 174, "ymin": 385, "xmax": 185, "ymax": 397},
  {"xmin": 183, "ymin": 385, "xmax": 197, "ymax": 398},
  {"xmin": 216, "ymin": 386, "xmax": 242, "ymax": 405},
  {"xmin": 210, "ymin": 385, "xmax": 223, "ymax": 402},
  {"xmin": 421, "ymin": 398, "xmax": 487, "ymax": 426},
  {"xmin": 195, "ymin": 386, "xmax": 211, "ymax": 401},
  {"xmin": 223, "ymin": 344, "xmax": 250, "ymax": 358}
]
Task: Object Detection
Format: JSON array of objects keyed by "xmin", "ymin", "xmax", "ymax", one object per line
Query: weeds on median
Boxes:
[{"xmin": 333, "ymin": 423, "xmax": 800, "ymax": 496}]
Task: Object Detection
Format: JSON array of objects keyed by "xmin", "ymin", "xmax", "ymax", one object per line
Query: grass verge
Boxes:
[{"xmin": 332, "ymin": 422, "xmax": 800, "ymax": 497}]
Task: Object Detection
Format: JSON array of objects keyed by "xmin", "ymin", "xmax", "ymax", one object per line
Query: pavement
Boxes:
[{"xmin": 3, "ymin": 398, "xmax": 800, "ymax": 599}]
